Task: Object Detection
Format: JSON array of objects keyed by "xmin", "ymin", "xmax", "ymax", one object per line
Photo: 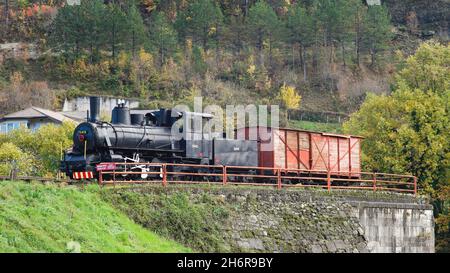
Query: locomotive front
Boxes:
[{"xmin": 60, "ymin": 97, "xmax": 104, "ymax": 178}]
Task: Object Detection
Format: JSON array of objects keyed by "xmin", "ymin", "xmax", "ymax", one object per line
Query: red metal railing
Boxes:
[{"xmin": 97, "ymin": 163, "xmax": 417, "ymax": 195}]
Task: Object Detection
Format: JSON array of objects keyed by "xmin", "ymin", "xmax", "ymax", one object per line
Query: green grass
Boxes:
[
  {"xmin": 0, "ymin": 181, "xmax": 190, "ymax": 253},
  {"xmin": 288, "ymin": 120, "xmax": 343, "ymax": 133},
  {"xmin": 101, "ymin": 189, "xmax": 231, "ymax": 252}
]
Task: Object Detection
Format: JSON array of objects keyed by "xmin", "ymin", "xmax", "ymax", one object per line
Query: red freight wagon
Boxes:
[{"xmin": 236, "ymin": 127, "xmax": 362, "ymax": 175}]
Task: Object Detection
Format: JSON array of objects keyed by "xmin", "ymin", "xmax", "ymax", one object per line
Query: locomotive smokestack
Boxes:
[{"xmin": 89, "ymin": 96, "xmax": 100, "ymax": 122}]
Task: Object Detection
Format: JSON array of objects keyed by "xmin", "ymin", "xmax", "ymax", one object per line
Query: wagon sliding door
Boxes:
[
  {"xmin": 275, "ymin": 129, "xmax": 310, "ymax": 170},
  {"xmin": 336, "ymin": 137, "xmax": 361, "ymax": 176},
  {"xmin": 349, "ymin": 138, "xmax": 361, "ymax": 174},
  {"xmin": 310, "ymin": 133, "xmax": 329, "ymax": 172}
]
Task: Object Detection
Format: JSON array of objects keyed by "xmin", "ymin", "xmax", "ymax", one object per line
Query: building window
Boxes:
[{"xmin": 0, "ymin": 121, "xmax": 28, "ymax": 133}]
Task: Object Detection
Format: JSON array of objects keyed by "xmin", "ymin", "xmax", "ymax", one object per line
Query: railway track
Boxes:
[{"xmin": 0, "ymin": 175, "xmax": 79, "ymax": 184}]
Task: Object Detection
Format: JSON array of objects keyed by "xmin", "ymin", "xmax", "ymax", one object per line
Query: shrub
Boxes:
[{"xmin": 0, "ymin": 142, "xmax": 36, "ymax": 176}]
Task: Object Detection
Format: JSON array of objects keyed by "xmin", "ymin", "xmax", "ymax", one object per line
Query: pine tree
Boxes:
[
  {"xmin": 335, "ymin": 0, "xmax": 358, "ymax": 68},
  {"xmin": 353, "ymin": 1, "xmax": 367, "ymax": 67},
  {"xmin": 149, "ymin": 12, "xmax": 178, "ymax": 66},
  {"xmin": 362, "ymin": 5, "xmax": 392, "ymax": 67},
  {"xmin": 246, "ymin": 0, "xmax": 282, "ymax": 67},
  {"xmin": 286, "ymin": 3, "xmax": 314, "ymax": 80},
  {"xmin": 50, "ymin": 3, "xmax": 86, "ymax": 58},
  {"xmin": 125, "ymin": 3, "xmax": 148, "ymax": 57},
  {"xmin": 82, "ymin": 0, "xmax": 107, "ymax": 62},
  {"xmin": 176, "ymin": 0, "xmax": 223, "ymax": 50},
  {"xmin": 105, "ymin": 2, "xmax": 127, "ymax": 59}
]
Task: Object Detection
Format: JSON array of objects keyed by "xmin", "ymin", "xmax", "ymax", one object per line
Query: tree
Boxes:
[
  {"xmin": 286, "ymin": 2, "xmax": 314, "ymax": 80},
  {"xmin": 222, "ymin": 7, "xmax": 246, "ymax": 54},
  {"xmin": 34, "ymin": 122, "xmax": 77, "ymax": 175},
  {"xmin": 335, "ymin": 0, "xmax": 361, "ymax": 68},
  {"xmin": 362, "ymin": 5, "xmax": 392, "ymax": 67},
  {"xmin": 315, "ymin": 0, "xmax": 340, "ymax": 58},
  {"xmin": 105, "ymin": 2, "xmax": 127, "ymax": 59},
  {"xmin": 81, "ymin": 0, "xmax": 108, "ymax": 62},
  {"xmin": 0, "ymin": 142, "xmax": 35, "ymax": 177},
  {"xmin": 353, "ymin": 1, "xmax": 367, "ymax": 67},
  {"xmin": 149, "ymin": 12, "xmax": 178, "ymax": 66},
  {"xmin": 125, "ymin": 3, "xmax": 148, "ymax": 57},
  {"xmin": 176, "ymin": 0, "xmax": 223, "ymax": 50},
  {"xmin": 0, "ymin": 121, "xmax": 76, "ymax": 176},
  {"xmin": 343, "ymin": 42, "xmax": 449, "ymax": 218},
  {"xmin": 246, "ymin": 0, "xmax": 282, "ymax": 67},
  {"xmin": 279, "ymin": 83, "xmax": 301, "ymax": 121},
  {"xmin": 50, "ymin": 3, "xmax": 86, "ymax": 57},
  {"xmin": 50, "ymin": 0, "xmax": 111, "ymax": 60},
  {"xmin": 395, "ymin": 42, "xmax": 450, "ymax": 96},
  {"xmin": 3, "ymin": 0, "xmax": 9, "ymax": 25}
]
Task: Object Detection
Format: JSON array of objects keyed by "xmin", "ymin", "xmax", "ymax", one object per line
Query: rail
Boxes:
[
  {"xmin": 98, "ymin": 163, "xmax": 417, "ymax": 195},
  {"xmin": 0, "ymin": 175, "xmax": 79, "ymax": 184}
]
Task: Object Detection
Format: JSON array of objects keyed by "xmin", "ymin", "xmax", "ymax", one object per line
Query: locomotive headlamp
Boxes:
[{"xmin": 78, "ymin": 134, "xmax": 85, "ymax": 142}]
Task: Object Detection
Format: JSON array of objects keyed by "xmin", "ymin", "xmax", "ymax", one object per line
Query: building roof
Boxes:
[
  {"xmin": 59, "ymin": 111, "xmax": 88, "ymax": 122},
  {"xmin": 1, "ymin": 106, "xmax": 75, "ymax": 123}
]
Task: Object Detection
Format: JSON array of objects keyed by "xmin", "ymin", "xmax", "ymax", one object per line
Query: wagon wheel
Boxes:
[
  {"xmin": 100, "ymin": 173, "xmax": 114, "ymax": 184},
  {"xmin": 168, "ymin": 165, "xmax": 193, "ymax": 183},
  {"xmin": 196, "ymin": 167, "xmax": 214, "ymax": 183},
  {"xmin": 239, "ymin": 170, "xmax": 256, "ymax": 184}
]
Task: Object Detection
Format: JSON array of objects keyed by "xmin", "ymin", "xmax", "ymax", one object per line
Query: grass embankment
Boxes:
[
  {"xmin": 0, "ymin": 181, "xmax": 190, "ymax": 253},
  {"xmin": 101, "ymin": 188, "xmax": 231, "ymax": 252},
  {"xmin": 289, "ymin": 120, "xmax": 342, "ymax": 133}
]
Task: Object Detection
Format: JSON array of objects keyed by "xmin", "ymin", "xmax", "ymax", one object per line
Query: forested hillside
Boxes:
[{"xmin": 0, "ymin": 0, "xmax": 447, "ymax": 118}]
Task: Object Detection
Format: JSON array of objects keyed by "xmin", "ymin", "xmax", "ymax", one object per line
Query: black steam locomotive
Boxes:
[{"xmin": 60, "ymin": 97, "xmax": 258, "ymax": 179}]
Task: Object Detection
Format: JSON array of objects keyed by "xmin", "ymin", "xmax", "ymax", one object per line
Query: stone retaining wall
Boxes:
[{"xmin": 108, "ymin": 186, "xmax": 434, "ymax": 253}]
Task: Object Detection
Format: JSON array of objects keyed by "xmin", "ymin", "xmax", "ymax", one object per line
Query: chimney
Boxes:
[{"xmin": 89, "ymin": 96, "xmax": 100, "ymax": 122}]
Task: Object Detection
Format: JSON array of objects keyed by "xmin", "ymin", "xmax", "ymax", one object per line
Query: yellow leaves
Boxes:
[
  {"xmin": 208, "ymin": 26, "xmax": 217, "ymax": 36},
  {"xmin": 0, "ymin": 121, "xmax": 76, "ymax": 177},
  {"xmin": 0, "ymin": 142, "xmax": 35, "ymax": 176},
  {"xmin": 0, "ymin": 142, "xmax": 22, "ymax": 161},
  {"xmin": 279, "ymin": 83, "xmax": 301, "ymax": 110},
  {"xmin": 397, "ymin": 41, "xmax": 450, "ymax": 95},
  {"xmin": 138, "ymin": 48, "xmax": 154, "ymax": 65},
  {"xmin": 246, "ymin": 65, "xmax": 256, "ymax": 76},
  {"xmin": 72, "ymin": 57, "xmax": 89, "ymax": 80},
  {"xmin": 186, "ymin": 39, "xmax": 193, "ymax": 54},
  {"xmin": 117, "ymin": 51, "xmax": 130, "ymax": 70},
  {"xmin": 10, "ymin": 71, "xmax": 24, "ymax": 87},
  {"xmin": 344, "ymin": 79, "xmax": 449, "ymax": 196},
  {"xmin": 142, "ymin": 0, "xmax": 157, "ymax": 13}
]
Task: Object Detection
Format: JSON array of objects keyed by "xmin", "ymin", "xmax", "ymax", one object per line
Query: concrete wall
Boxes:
[
  {"xmin": 62, "ymin": 96, "xmax": 140, "ymax": 113},
  {"xmin": 107, "ymin": 186, "xmax": 434, "ymax": 253},
  {"xmin": 354, "ymin": 202, "xmax": 434, "ymax": 253}
]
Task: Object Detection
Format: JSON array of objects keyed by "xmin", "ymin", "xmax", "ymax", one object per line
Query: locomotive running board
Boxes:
[{"xmin": 109, "ymin": 147, "xmax": 184, "ymax": 153}]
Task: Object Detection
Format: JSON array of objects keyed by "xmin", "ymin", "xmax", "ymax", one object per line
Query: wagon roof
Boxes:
[{"xmin": 240, "ymin": 126, "xmax": 365, "ymax": 139}]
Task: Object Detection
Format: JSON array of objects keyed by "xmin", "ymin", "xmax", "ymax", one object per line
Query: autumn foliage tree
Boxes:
[
  {"xmin": 279, "ymin": 83, "xmax": 301, "ymax": 122},
  {"xmin": 0, "ymin": 122, "xmax": 76, "ymax": 177},
  {"xmin": 343, "ymin": 42, "xmax": 449, "ymax": 252},
  {"xmin": 344, "ymin": 42, "xmax": 449, "ymax": 195}
]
